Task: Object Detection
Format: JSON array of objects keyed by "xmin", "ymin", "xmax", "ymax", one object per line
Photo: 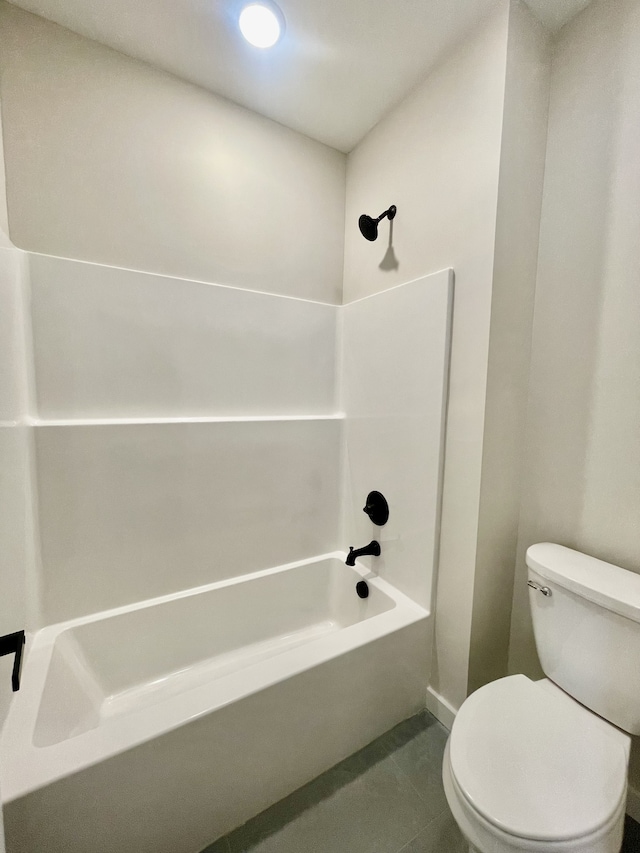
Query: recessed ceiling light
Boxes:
[{"xmin": 239, "ymin": 2, "xmax": 284, "ymax": 49}]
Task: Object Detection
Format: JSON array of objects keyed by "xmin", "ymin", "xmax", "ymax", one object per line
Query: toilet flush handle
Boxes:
[{"xmin": 527, "ymin": 580, "xmax": 552, "ymax": 597}]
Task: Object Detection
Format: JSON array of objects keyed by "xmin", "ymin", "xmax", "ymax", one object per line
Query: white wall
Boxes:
[
  {"xmin": 508, "ymin": 0, "xmax": 640, "ymax": 800},
  {"xmin": 36, "ymin": 419, "xmax": 341, "ymax": 624},
  {"xmin": 341, "ymin": 270, "xmax": 453, "ymax": 611},
  {"xmin": 468, "ymin": 1, "xmax": 550, "ymax": 692},
  {"xmin": 0, "ymin": 2, "xmax": 345, "ymax": 303},
  {"xmin": 28, "ymin": 255, "xmax": 338, "ymax": 420},
  {"xmin": 344, "ymin": 4, "xmax": 510, "ymax": 709}
]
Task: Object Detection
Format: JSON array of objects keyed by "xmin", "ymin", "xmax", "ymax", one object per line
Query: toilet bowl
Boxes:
[{"xmin": 443, "ymin": 544, "xmax": 640, "ymax": 853}]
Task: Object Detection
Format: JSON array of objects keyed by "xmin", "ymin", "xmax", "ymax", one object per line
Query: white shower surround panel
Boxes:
[
  {"xmin": 0, "ymin": 248, "xmax": 28, "ymax": 422},
  {"xmin": 341, "ymin": 270, "xmax": 453, "ymax": 609},
  {"xmin": 25, "ymin": 255, "xmax": 453, "ymax": 628},
  {"xmin": 28, "ymin": 253, "xmax": 338, "ymax": 419},
  {"xmin": 35, "ymin": 418, "xmax": 342, "ymax": 624},
  {"xmin": 2, "ymin": 555, "xmax": 429, "ymax": 853}
]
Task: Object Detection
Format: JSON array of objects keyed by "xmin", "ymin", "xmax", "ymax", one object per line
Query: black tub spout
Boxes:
[{"xmin": 345, "ymin": 541, "xmax": 381, "ymax": 566}]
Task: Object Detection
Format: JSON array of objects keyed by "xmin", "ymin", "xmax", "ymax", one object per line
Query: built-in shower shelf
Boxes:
[{"xmin": 28, "ymin": 414, "xmax": 345, "ymax": 427}]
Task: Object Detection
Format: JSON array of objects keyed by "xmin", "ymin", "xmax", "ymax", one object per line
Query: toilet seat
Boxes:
[
  {"xmin": 443, "ymin": 741, "xmax": 627, "ymax": 853},
  {"xmin": 448, "ymin": 675, "xmax": 629, "ymax": 844}
]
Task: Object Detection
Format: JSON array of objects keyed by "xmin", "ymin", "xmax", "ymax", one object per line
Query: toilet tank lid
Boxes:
[{"xmin": 526, "ymin": 543, "xmax": 640, "ymax": 623}]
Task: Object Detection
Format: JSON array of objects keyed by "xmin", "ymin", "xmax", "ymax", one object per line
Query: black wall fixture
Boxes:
[
  {"xmin": 356, "ymin": 580, "xmax": 370, "ymax": 599},
  {"xmin": 358, "ymin": 205, "xmax": 396, "ymax": 241},
  {"xmin": 363, "ymin": 491, "xmax": 389, "ymax": 526},
  {"xmin": 0, "ymin": 630, "xmax": 25, "ymax": 691}
]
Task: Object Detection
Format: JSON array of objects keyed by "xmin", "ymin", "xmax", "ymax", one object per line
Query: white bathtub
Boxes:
[{"xmin": 1, "ymin": 553, "xmax": 430, "ymax": 853}]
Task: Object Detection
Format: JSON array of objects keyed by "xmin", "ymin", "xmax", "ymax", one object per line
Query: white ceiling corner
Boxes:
[
  {"xmin": 6, "ymin": 0, "xmax": 593, "ymax": 152},
  {"xmin": 523, "ymin": 0, "xmax": 593, "ymax": 32}
]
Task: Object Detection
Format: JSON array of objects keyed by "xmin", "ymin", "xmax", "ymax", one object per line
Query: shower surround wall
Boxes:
[
  {"xmin": 26, "ymin": 254, "xmax": 342, "ymax": 625},
  {"xmin": 11, "ymin": 252, "xmax": 452, "ymax": 632},
  {"xmin": 341, "ymin": 272, "xmax": 453, "ymax": 609}
]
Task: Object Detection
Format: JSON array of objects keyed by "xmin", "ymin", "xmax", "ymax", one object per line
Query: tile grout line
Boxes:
[
  {"xmin": 386, "ymin": 747, "xmax": 438, "ymax": 813},
  {"xmin": 392, "ymin": 805, "xmax": 454, "ymax": 853},
  {"xmin": 378, "ymin": 712, "xmax": 450, "ymax": 813}
]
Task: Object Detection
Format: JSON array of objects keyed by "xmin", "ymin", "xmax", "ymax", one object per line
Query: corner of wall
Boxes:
[
  {"xmin": 342, "ymin": 2, "xmax": 517, "ymax": 712},
  {"xmin": 468, "ymin": 0, "xmax": 551, "ymax": 695}
]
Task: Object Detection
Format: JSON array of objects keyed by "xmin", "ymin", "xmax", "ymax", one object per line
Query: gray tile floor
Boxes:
[{"xmin": 202, "ymin": 709, "xmax": 640, "ymax": 853}]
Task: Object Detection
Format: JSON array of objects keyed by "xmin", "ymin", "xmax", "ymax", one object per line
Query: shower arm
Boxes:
[{"xmin": 375, "ymin": 206, "xmax": 396, "ymax": 225}]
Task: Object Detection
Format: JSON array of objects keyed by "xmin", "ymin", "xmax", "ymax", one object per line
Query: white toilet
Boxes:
[{"xmin": 443, "ymin": 542, "xmax": 640, "ymax": 853}]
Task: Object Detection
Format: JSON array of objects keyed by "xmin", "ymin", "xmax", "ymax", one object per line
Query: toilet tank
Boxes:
[{"xmin": 526, "ymin": 543, "xmax": 640, "ymax": 734}]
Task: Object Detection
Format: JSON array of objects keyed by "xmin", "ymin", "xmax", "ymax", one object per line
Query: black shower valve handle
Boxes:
[{"xmin": 362, "ymin": 491, "xmax": 389, "ymax": 526}]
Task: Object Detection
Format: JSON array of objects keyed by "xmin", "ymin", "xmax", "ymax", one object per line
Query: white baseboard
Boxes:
[
  {"xmin": 627, "ymin": 783, "xmax": 640, "ymax": 823},
  {"xmin": 425, "ymin": 685, "xmax": 457, "ymax": 730}
]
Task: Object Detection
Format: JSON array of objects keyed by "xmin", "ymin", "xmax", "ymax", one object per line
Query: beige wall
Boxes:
[
  {"xmin": 344, "ymin": 4, "xmax": 512, "ymax": 709},
  {"xmin": 0, "ymin": 2, "xmax": 345, "ymax": 303},
  {"xmin": 468, "ymin": 1, "xmax": 550, "ymax": 693},
  {"xmin": 508, "ymin": 0, "xmax": 640, "ymax": 795}
]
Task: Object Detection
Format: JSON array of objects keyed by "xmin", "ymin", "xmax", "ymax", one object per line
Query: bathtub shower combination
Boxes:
[{"xmin": 0, "ymin": 252, "xmax": 452, "ymax": 853}]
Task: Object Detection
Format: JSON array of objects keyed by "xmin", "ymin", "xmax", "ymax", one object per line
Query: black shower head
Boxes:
[
  {"xmin": 358, "ymin": 205, "xmax": 396, "ymax": 241},
  {"xmin": 358, "ymin": 214, "xmax": 378, "ymax": 241}
]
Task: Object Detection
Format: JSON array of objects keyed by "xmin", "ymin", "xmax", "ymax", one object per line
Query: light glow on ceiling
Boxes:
[{"xmin": 238, "ymin": 3, "xmax": 284, "ymax": 48}]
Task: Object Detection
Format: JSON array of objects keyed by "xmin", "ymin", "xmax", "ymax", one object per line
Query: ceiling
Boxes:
[{"xmin": 7, "ymin": 0, "xmax": 592, "ymax": 152}]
